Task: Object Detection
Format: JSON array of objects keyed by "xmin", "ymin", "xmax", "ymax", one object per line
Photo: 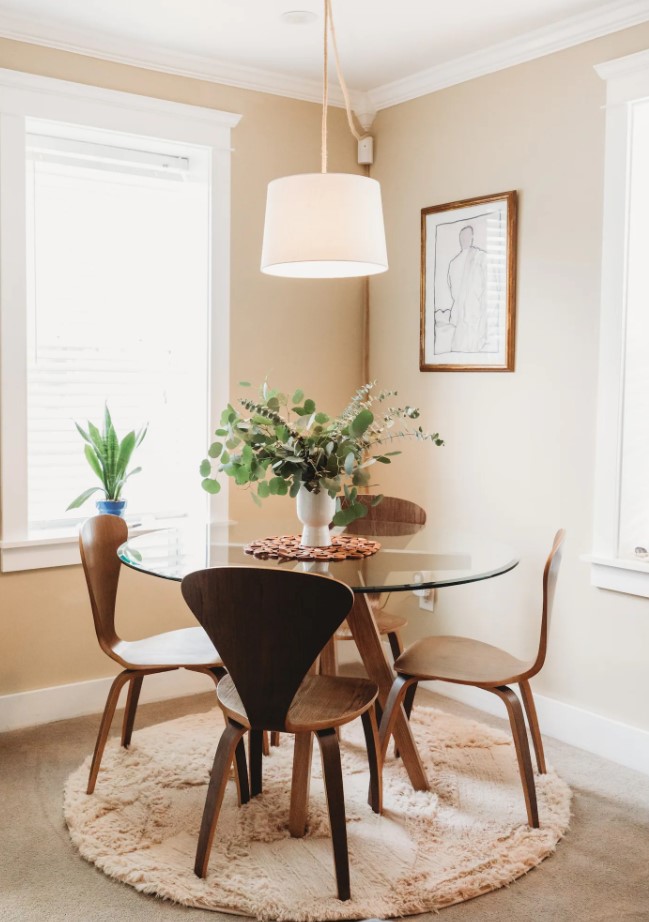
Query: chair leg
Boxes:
[
  {"xmin": 289, "ymin": 731, "xmax": 313, "ymax": 837},
  {"xmin": 120, "ymin": 674, "xmax": 144, "ymax": 748},
  {"xmin": 234, "ymin": 738, "xmax": 250, "ymax": 806},
  {"xmin": 387, "ymin": 630, "xmax": 403, "ymax": 662},
  {"xmin": 87, "ymin": 671, "xmax": 133, "ymax": 794},
  {"xmin": 378, "ymin": 674, "xmax": 417, "ymax": 762},
  {"xmin": 248, "ymin": 729, "xmax": 264, "ymax": 797},
  {"xmin": 316, "ymin": 728, "xmax": 350, "ymax": 902},
  {"xmin": 403, "ymin": 680, "xmax": 418, "ymax": 720},
  {"xmin": 360, "ymin": 707, "xmax": 382, "ymax": 814},
  {"xmin": 195, "ymin": 719, "xmax": 247, "ymax": 878},
  {"xmin": 270, "ymin": 731, "xmax": 281, "ymax": 747},
  {"xmin": 489, "ymin": 685, "xmax": 539, "ymax": 829},
  {"xmin": 519, "ymin": 679, "xmax": 547, "ymax": 774}
]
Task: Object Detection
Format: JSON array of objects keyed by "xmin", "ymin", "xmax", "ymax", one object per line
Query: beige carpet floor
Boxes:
[{"xmin": 1, "ymin": 685, "xmax": 648, "ymax": 921}]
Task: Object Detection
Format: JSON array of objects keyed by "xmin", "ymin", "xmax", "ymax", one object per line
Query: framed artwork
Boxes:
[{"xmin": 420, "ymin": 190, "xmax": 517, "ymax": 372}]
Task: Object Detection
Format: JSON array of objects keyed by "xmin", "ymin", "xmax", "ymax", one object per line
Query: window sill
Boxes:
[
  {"xmin": 582, "ymin": 554, "xmax": 649, "ymax": 599},
  {"xmin": 0, "ymin": 516, "xmax": 187, "ymax": 573}
]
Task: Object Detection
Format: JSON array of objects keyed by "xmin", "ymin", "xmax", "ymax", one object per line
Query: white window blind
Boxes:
[
  {"xmin": 25, "ymin": 129, "xmax": 211, "ymax": 528},
  {"xmin": 618, "ymin": 99, "xmax": 649, "ymax": 558}
]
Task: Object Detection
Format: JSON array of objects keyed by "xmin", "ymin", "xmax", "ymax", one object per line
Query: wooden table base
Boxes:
[{"xmin": 346, "ymin": 592, "xmax": 429, "ymax": 791}]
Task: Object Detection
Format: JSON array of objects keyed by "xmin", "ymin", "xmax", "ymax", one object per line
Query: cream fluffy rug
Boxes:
[{"xmin": 64, "ymin": 706, "xmax": 570, "ymax": 920}]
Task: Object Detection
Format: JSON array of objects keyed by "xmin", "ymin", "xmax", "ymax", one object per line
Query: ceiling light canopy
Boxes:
[{"xmin": 261, "ymin": 0, "xmax": 388, "ymax": 279}]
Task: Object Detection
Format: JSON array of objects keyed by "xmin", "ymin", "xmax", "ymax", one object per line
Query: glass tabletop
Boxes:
[{"xmin": 118, "ymin": 517, "xmax": 519, "ymax": 593}]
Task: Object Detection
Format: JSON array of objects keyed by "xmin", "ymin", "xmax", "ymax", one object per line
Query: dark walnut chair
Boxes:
[
  {"xmin": 181, "ymin": 566, "xmax": 382, "ymax": 902},
  {"xmin": 79, "ymin": 515, "xmax": 231, "ymax": 795},
  {"xmin": 377, "ymin": 529, "xmax": 566, "ymax": 829},
  {"xmin": 335, "ymin": 494, "xmax": 427, "ymax": 661}
]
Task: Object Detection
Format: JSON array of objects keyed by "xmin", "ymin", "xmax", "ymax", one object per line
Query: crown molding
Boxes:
[
  {"xmin": 0, "ymin": 0, "xmax": 647, "ymax": 120},
  {"xmin": 368, "ymin": 0, "xmax": 649, "ymax": 111},
  {"xmin": 0, "ymin": 9, "xmax": 354, "ymax": 109}
]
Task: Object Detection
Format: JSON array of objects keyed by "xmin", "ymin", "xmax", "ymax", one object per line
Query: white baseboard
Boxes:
[
  {"xmin": 2, "ymin": 671, "xmax": 648, "ymax": 778},
  {"xmin": 425, "ymin": 681, "xmax": 649, "ymax": 777},
  {"xmin": 0, "ymin": 669, "xmax": 213, "ymax": 733}
]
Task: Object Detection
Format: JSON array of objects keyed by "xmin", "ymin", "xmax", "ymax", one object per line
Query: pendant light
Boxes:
[{"xmin": 261, "ymin": 0, "xmax": 388, "ymax": 279}]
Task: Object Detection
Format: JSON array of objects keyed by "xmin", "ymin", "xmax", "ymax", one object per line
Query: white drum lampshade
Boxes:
[{"xmin": 261, "ymin": 172, "xmax": 388, "ymax": 278}]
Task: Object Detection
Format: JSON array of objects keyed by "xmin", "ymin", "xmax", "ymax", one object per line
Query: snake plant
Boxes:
[{"xmin": 67, "ymin": 405, "xmax": 147, "ymax": 510}]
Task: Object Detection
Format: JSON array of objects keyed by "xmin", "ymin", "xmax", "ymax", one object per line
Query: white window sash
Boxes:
[
  {"xmin": 586, "ymin": 49, "xmax": 649, "ymax": 597},
  {"xmin": 0, "ymin": 69, "xmax": 240, "ymax": 571}
]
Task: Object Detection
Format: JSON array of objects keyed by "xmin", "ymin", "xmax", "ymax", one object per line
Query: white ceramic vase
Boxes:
[{"xmin": 296, "ymin": 485, "xmax": 335, "ymax": 547}]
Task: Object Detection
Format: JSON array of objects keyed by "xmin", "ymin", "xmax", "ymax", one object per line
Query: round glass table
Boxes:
[
  {"xmin": 118, "ymin": 518, "xmax": 518, "ymax": 592},
  {"xmin": 118, "ymin": 518, "xmax": 518, "ymax": 792}
]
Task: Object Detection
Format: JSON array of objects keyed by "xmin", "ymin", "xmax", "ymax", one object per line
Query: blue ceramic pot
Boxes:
[{"xmin": 96, "ymin": 499, "xmax": 127, "ymax": 517}]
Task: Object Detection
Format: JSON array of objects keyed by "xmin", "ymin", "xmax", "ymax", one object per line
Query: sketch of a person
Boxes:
[{"xmin": 447, "ymin": 225, "xmax": 488, "ymax": 353}]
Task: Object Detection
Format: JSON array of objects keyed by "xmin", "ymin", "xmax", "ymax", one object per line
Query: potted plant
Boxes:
[
  {"xmin": 200, "ymin": 381, "xmax": 443, "ymax": 546},
  {"xmin": 67, "ymin": 405, "xmax": 147, "ymax": 517}
]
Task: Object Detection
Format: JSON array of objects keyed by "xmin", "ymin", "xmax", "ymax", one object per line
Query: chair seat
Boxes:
[
  {"xmin": 113, "ymin": 626, "xmax": 222, "ymax": 668},
  {"xmin": 216, "ymin": 673, "xmax": 378, "ymax": 732},
  {"xmin": 335, "ymin": 608, "xmax": 408, "ymax": 640},
  {"xmin": 394, "ymin": 635, "xmax": 533, "ymax": 687}
]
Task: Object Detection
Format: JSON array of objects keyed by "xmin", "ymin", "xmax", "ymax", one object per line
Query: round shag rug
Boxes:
[{"xmin": 64, "ymin": 706, "xmax": 570, "ymax": 920}]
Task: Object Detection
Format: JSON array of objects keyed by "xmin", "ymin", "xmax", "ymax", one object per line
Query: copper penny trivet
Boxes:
[{"xmin": 243, "ymin": 534, "xmax": 381, "ymax": 562}]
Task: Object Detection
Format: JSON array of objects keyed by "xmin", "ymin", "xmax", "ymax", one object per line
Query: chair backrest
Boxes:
[
  {"xmin": 530, "ymin": 528, "xmax": 566, "ymax": 676},
  {"xmin": 343, "ymin": 494, "xmax": 426, "ymax": 536},
  {"xmin": 181, "ymin": 567, "xmax": 354, "ymax": 730},
  {"xmin": 79, "ymin": 514, "xmax": 128, "ymax": 656}
]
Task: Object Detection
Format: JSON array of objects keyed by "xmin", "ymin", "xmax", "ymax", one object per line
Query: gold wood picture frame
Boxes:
[{"xmin": 420, "ymin": 190, "xmax": 517, "ymax": 372}]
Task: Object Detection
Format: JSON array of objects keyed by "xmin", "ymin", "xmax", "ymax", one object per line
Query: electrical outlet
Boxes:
[
  {"xmin": 419, "ymin": 591, "xmax": 435, "ymax": 612},
  {"xmin": 412, "ymin": 572, "xmax": 434, "ymax": 611}
]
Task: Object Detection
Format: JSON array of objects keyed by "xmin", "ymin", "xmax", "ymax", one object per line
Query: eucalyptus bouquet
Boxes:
[{"xmin": 200, "ymin": 382, "xmax": 442, "ymax": 526}]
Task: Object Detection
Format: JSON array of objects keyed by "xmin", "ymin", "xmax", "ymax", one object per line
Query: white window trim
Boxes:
[
  {"xmin": 587, "ymin": 49, "xmax": 649, "ymax": 598},
  {"xmin": 0, "ymin": 68, "xmax": 240, "ymax": 571}
]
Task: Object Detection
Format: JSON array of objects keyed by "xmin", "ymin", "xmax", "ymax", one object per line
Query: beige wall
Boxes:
[
  {"xmin": 369, "ymin": 24, "xmax": 649, "ymax": 731},
  {"xmin": 0, "ymin": 39, "xmax": 364, "ymax": 695}
]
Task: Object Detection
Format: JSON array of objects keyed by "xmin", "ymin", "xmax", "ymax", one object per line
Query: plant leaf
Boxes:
[
  {"xmin": 350, "ymin": 408, "xmax": 373, "ymax": 438},
  {"xmin": 84, "ymin": 444, "xmax": 104, "ymax": 483},
  {"xmin": 66, "ymin": 486, "xmax": 102, "ymax": 510},
  {"xmin": 201, "ymin": 478, "xmax": 221, "ymax": 494},
  {"xmin": 199, "ymin": 459, "xmax": 211, "ymax": 477}
]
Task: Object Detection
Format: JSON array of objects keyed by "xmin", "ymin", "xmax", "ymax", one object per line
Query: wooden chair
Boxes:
[
  {"xmin": 181, "ymin": 566, "xmax": 382, "ymax": 901},
  {"xmin": 79, "ymin": 515, "xmax": 229, "ymax": 795},
  {"xmin": 377, "ymin": 529, "xmax": 566, "ymax": 829},
  {"xmin": 335, "ymin": 494, "xmax": 426, "ymax": 662}
]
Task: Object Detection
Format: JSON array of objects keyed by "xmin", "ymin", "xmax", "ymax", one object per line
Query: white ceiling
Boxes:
[{"xmin": 0, "ymin": 0, "xmax": 648, "ymax": 118}]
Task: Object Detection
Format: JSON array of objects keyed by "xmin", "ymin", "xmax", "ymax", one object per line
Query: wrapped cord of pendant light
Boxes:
[{"xmin": 260, "ymin": 0, "xmax": 388, "ymax": 278}]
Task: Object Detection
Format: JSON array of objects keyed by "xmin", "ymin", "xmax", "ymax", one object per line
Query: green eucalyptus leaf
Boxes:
[
  {"xmin": 199, "ymin": 458, "xmax": 212, "ymax": 477},
  {"xmin": 201, "ymin": 478, "xmax": 221, "ymax": 494},
  {"xmin": 292, "ymin": 388, "xmax": 304, "ymax": 403},
  {"xmin": 303, "ymin": 398, "xmax": 316, "ymax": 414},
  {"xmin": 208, "ymin": 442, "xmax": 223, "ymax": 458},
  {"xmin": 344, "ymin": 451, "xmax": 355, "ymax": 475},
  {"xmin": 258, "ymin": 481, "xmax": 270, "ymax": 498},
  {"xmin": 289, "ymin": 477, "xmax": 302, "ymax": 498},
  {"xmin": 350, "ymin": 408, "xmax": 374, "ymax": 437}
]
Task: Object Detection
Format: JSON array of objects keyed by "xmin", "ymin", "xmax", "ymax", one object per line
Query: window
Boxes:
[
  {"xmin": 590, "ymin": 49, "xmax": 649, "ymax": 597},
  {"xmin": 0, "ymin": 70, "xmax": 239, "ymax": 571}
]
